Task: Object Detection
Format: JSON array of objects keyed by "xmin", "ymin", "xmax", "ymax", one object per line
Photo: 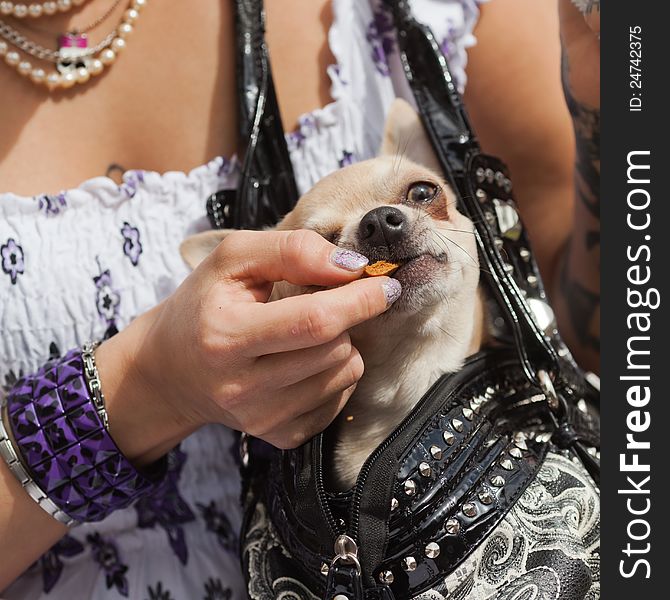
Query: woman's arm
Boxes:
[
  {"xmin": 464, "ymin": 0, "xmax": 600, "ymax": 372},
  {"xmin": 1, "ymin": 230, "xmax": 396, "ymax": 590}
]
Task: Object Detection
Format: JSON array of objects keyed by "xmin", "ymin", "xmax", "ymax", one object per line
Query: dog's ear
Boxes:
[
  {"xmin": 380, "ymin": 98, "xmax": 441, "ymax": 173},
  {"xmin": 180, "ymin": 229, "xmax": 234, "ymax": 270}
]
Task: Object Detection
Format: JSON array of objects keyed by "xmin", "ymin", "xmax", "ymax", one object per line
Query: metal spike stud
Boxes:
[
  {"xmin": 419, "ymin": 462, "xmax": 432, "ymax": 478},
  {"xmin": 490, "ymin": 475, "xmax": 505, "ymax": 487},
  {"xmin": 452, "ymin": 418, "xmax": 464, "ymax": 433},
  {"xmin": 476, "ymin": 188, "xmax": 487, "ymax": 202},
  {"xmin": 321, "ymin": 563, "xmax": 329, "ymax": 576},
  {"xmin": 519, "ymin": 247, "xmax": 531, "ymax": 262},
  {"xmin": 500, "ymin": 459, "xmax": 514, "ymax": 471},
  {"xmin": 391, "ymin": 497, "xmax": 399, "ymax": 512},
  {"xmin": 462, "ymin": 407, "xmax": 474, "ymax": 420},
  {"xmin": 402, "ymin": 556, "xmax": 417, "ymax": 572},
  {"xmin": 443, "ymin": 431, "xmax": 455, "ymax": 445},
  {"xmin": 509, "ymin": 447, "xmax": 523, "ymax": 459},
  {"xmin": 378, "ymin": 570, "xmax": 394, "ymax": 585},
  {"xmin": 485, "ymin": 168, "xmax": 495, "ymax": 183},
  {"xmin": 462, "ymin": 502, "xmax": 477, "ymax": 517},
  {"xmin": 404, "ymin": 479, "xmax": 416, "ymax": 496},
  {"xmin": 425, "ymin": 542, "xmax": 441, "ymax": 559},
  {"xmin": 476, "ymin": 167, "xmax": 485, "ymax": 182},
  {"xmin": 444, "ymin": 518, "xmax": 460, "ymax": 535},
  {"xmin": 430, "ymin": 445, "xmax": 443, "ymax": 460},
  {"xmin": 479, "ymin": 490, "xmax": 494, "ymax": 505}
]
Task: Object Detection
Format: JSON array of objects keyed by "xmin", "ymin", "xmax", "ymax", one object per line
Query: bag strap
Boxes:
[
  {"xmin": 206, "ymin": 0, "xmax": 299, "ymax": 230},
  {"xmin": 387, "ymin": 0, "xmax": 563, "ymax": 388}
]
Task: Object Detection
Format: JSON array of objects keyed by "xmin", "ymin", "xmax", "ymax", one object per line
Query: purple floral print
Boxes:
[
  {"xmin": 203, "ymin": 578, "xmax": 232, "ymax": 600},
  {"xmin": 87, "ymin": 532, "xmax": 129, "ymax": 597},
  {"xmin": 146, "ymin": 582, "xmax": 175, "ymax": 600},
  {"xmin": 338, "ymin": 150, "xmax": 355, "ymax": 168},
  {"xmin": 1, "ymin": 238, "xmax": 25, "ymax": 285},
  {"xmin": 39, "ymin": 535, "xmax": 85, "ymax": 593},
  {"xmin": 286, "ymin": 114, "xmax": 318, "ymax": 151},
  {"xmin": 93, "ymin": 268, "xmax": 120, "ymax": 324},
  {"xmin": 121, "ymin": 222, "xmax": 143, "ymax": 266},
  {"xmin": 366, "ymin": 2, "xmax": 396, "ymax": 76},
  {"xmin": 119, "ymin": 170, "xmax": 145, "ymax": 198},
  {"xmin": 135, "ymin": 448, "xmax": 196, "ymax": 565},
  {"xmin": 197, "ymin": 501, "xmax": 237, "ymax": 552},
  {"xmin": 36, "ymin": 192, "xmax": 67, "ymax": 216}
]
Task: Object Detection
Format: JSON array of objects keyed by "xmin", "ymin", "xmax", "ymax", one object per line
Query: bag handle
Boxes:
[{"xmin": 388, "ymin": 0, "xmax": 562, "ymax": 387}]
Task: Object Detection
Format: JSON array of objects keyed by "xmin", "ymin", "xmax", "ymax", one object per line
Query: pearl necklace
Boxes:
[
  {"xmin": 0, "ymin": 0, "xmax": 144, "ymax": 90},
  {"xmin": 0, "ymin": 0, "xmax": 88, "ymax": 20}
]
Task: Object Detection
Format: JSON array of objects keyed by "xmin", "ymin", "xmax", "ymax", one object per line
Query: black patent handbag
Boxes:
[{"xmin": 214, "ymin": 1, "xmax": 601, "ymax": 599}]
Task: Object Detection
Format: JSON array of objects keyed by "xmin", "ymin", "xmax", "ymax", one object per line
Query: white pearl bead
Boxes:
[
  {"xmin": 76, "ymin": 66, "xmax": 89, "ymax": 83},
  {"xmin": 45, "ymin": 72, "xmax": 61, "ymax": 90},
  {"xmin": 111, "ymin": 37, "xmax": 126, "ymax": 53},
  {"xmin": 4, "ymin": 51, "xmax": 20, "ymax": 67},
  {"xmin": 12, "ymin": 3, "xmax": 28, "ymax": 17},
  {"xmin": 0, "ymin": 41, "xmax": 7, "ymax": 56},
  {"xmin": 17, "ymin": 60, "xmax": 32, "ymax": 76},
  {"xmin": 42, "ymin": 1, "xmax": 56, "ymax": 14},
  {"xmin": 0, "ymin": 2, "xmax": 13, "ymax": 17},
  {"xmin": 28, "ymin": 3, "xmax": 42, "ymax": 17},
  {"xmin": 57, "ymin": 0, "xmax": 71, "ymax": 12},
  {"xmin": 88, "ymin": 58, "xmax": 103, "ymax": 75},
  {"xmin": 99, "ymin": 48, "xmax": 116, "ymax": 65},
  {"xmin": 124, "ymin": 8, "xmax": 138, "ymax": 23},
  {"xmin": 117, "ymin": 22, "xmax": 133, "ymax": 38},
  {"xmin": 30, "ymin": 67, "xmax": 45, "ymax": 84},
  {"xmin": 60, "ymin": 71, "xmax": 76, "ymax": 88},
  {"xmin": 132, "ymin": 0, "xmax": 146, "ymax": 9}
]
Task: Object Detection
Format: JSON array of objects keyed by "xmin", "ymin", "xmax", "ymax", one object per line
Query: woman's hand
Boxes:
[{"xmin": 98, "ymin": 229, "xmax": 398, "ymax": 462}]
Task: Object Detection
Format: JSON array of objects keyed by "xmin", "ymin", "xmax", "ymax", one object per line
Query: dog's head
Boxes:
[{"xmin": 182, "ymin": 99, "xmax": 482, "ymax": 350}]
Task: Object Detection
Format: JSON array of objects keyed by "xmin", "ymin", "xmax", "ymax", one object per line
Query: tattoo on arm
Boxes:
[{"xmin": 560, "ymin": 50, "xmax": 600, "ymax": 353}]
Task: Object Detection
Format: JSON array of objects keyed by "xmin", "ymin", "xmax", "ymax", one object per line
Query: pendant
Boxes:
[{"xmin": 57, "ymin": 33, "xmax": 89, "ymax": 74}]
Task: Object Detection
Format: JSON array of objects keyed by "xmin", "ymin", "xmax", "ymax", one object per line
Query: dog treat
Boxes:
[{"xmin": 364, "ymin": 260, "xmax": 400, "ymax": 277}]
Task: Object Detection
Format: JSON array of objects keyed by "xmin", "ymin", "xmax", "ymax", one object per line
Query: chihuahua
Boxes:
[{"xmin": 181, "ymin": 99, "xmax": 485, "ymax": 489}]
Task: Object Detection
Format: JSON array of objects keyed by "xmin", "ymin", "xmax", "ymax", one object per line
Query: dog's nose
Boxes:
[{"xmin": 358, "ymin": 206, "xmax": 407, "ymax": 247}]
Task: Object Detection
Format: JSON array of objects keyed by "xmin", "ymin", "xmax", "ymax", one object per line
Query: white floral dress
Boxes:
[{"xmin": 0, "ymin": 1, "xmax": 484, "ymax": 598}]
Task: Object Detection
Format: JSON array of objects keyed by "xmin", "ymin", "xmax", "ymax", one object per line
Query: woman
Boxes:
[{"xmin": 0, "ymin": 0, "xmax": 599, "ymax": 597}]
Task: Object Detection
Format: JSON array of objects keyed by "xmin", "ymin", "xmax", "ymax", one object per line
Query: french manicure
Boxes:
[
  {"xmin": 331, "ymin": 248, "xmax": 369, "ymax": 271},
  {"xmin": 382, "ymin": 278, "xmax": 402, "ymax": 306}
]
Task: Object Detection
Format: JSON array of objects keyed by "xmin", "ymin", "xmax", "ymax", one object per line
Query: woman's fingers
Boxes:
[
  {"xmin": 240, "ymin": 277, "xmax": 400, "ymax": 355},
  {"xmin": 255, "ymin": 333, "xmax": 353, "ymax": 388},
  {"xmin": 243, "ymin": 348, "xmax": 364, "ymax": 441},
  {"xmin": 215, "ymin": 229, "xmax": 370, "ymax": 289}
]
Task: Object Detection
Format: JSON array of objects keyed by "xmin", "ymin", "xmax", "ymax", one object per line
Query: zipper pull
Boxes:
[{"xmin": 324, "ymin": 535, "xmax": 364, "ymax": 600}]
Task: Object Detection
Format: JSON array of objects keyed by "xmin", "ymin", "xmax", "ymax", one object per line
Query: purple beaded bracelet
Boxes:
[{"xmin": 4, "ymin": 348, "xmax": 167, "ymax": 524}]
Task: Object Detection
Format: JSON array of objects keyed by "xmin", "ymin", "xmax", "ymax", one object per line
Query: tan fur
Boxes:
[{"xmin": 181, "ymin": 99, "xmax": 484, "ymax": 489}]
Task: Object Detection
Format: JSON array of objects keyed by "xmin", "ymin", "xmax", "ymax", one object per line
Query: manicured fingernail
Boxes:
[
  {"xmin": 331, "ymin": 248, "xmax": 369, "ymax": 271},
  {"xmin": 382, "ymin": 278, "xmax": 402, "ymax": 305}
]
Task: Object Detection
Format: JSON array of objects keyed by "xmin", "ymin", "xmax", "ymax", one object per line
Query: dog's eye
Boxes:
[{"xmin": 407, "ymin": 181, "xmax": 439, "ymax": 204}]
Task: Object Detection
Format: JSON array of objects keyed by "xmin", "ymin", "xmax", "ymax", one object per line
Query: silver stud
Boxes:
[
  {"xmin": 333, "ymin": 594, "xmax": 349, "ymax": 600},
  {"xmin": 475, "ymin": 167, "xmax": 485, "ymax": 182},
  {"xmin": 485, "ymin": 211, "xmax": 496, "ymax": 225},
  {"xmin": 494, "ymin": 198, "xmax": 522, "ymax": 241},
  {"xmin": 577, "ymin": 399, "xmax": 588, "ymax": 413},
  {"xmin": 391, "ymin": 497, "xmax": 399, "ymax": 512},
  {"xmin": 485, "ymin": 168, "xmax": 494, "ymax": 183},
  {"xmin": 462, "ymin": 502, "xmax": 477, "ymax": 517},
  {"xmin": 509, "ymin": 447, "xmax": 523, "ymax": 459},
  {"xmin": 378, "ymin": 570, "xmax": 394, "ymax": 584},
  {"xmin": 513, "ymin": 431, "xmax": 527, "ymax": 443},
  {"xmin": 495, "ymin": 171, "xmax": 505, "ymax": 186},
  {"xmin": 519, "ymin": 247, "xmax": 531, "ymax": 262},
  {"xmin": 514, "ymin": 439, "xmax": 528, "ymax": 451},
  {"xmin": 494, "ymin": 237, "xmax": 504, "ymax": 250},
  {"xmin": 536, "ymin": 432, "xmax": 552, "ymax": 443},
  {"xmin": 527, "ymin": 274, "xmax": 538, "ymax": 288},
  {"xmin": 321, "ymin": 562, "xmax": 330, "ymax": 576},
  {"xmin": 443, "ymin": 431, "xmax": 455, "ymax": 445},
  {"xmin": 476, "ymin": 188, "xmax": 487, "ymax": 202},
  {"xmin": 452, "ymin": 418, "xmax": 464, "ymax": 433},
  {"xmin": 444, "ymin": 518, "xmax": 460, "ymax": 535},
  {"xmin": 504, "ymin": 178, "xmax": 512, "ymax": 192},
  {"xmin": 430, "ymin": 445, "xmax": 442, "ymax": 460},
  {"xmin": 490, "ymin": 475, "xmax": 505, "ymax": 487},
  {"xmin": 485, "ymin": 386, "xmax": 496, "ymax": 397},
  {"xmin": 587, "ymin": 446, "xmax": 598, "ymax": 457},
  {"xmin": 424, "ymin": 542, "xmax": 440, "ymax": 558},
  {"xmin": 500, "ymin": 459, "xmax": 514, "ymax": 471},
  {"xmin": 402, "ymin": 556, "xmax": 417, "ymax": 572},
  {"xmin": 419, "ymin": 462, "xmax": 432, "ymax": 477},
  {"xmin": 458, "ymin": 133, "xmax": 470, "ymax": 144},
  {"xmin": 404, "ymin": 479, "xmax": 416, "ymax": 495},
  {"xmin": 503, "ymin": 262, "xmax": 514, "ymax": 274},
  {"xmin": 479, "ymin": 490, "xmax": 494, "ymax": 505},
  {"xmin": 462, "ymin": 407, "xmax": 474, "ymax": 420},
  {"xmin": 469, "ymin": 399, "xmax": 481, "ymax": 413}
]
